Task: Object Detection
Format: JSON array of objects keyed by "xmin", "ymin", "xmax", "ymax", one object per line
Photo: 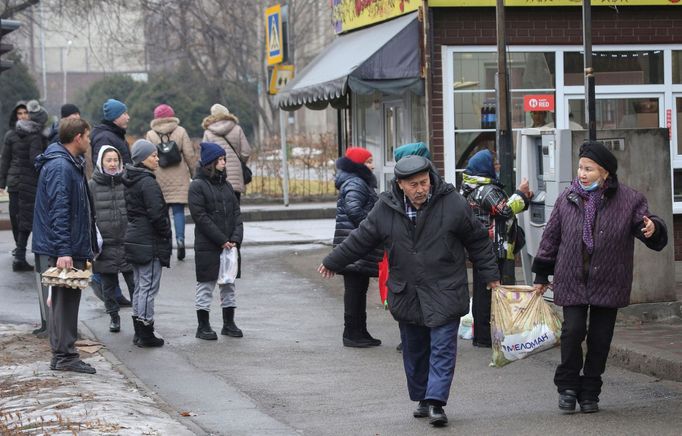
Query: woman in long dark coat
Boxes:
[
  {"xmin": 189, "ymin": 142, "xmax": 243, "ymax": 340},
  {"xmin": 0, "ymin": 100, "xmax": 47, "ymax": 271}
]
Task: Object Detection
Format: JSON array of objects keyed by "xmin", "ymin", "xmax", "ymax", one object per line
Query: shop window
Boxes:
[
  {"xmin": 674, "ymin": 169, "xmax": 682, "ymax": 203},
  {"xmin": 564, "ymin": 51, "xmax": 664, "ymax": 86},
  {"xmin": 568, "ymin": 97, "xmax": 660, "ymax": 130},
  {"xmin": 354, "ymin": 93, "xmax": 383, "ymax": 149},
  {"xmin": 674, "ymin": 51, "xmax": 682, "ymax": 84},
  {"xmin": 452, "ymin": 51, "xmax": 555, "ymax": 171},
  {"xmin": 410, "ymin": 94, "xmax": 427, "ymax": 144}
]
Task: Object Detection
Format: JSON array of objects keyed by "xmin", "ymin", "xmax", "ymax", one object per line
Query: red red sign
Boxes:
[
  {"xmin": 524, "ymin": 94, "xmax": 555, "ymax": 112},
  {"xmin": 667, "ymin": 108, "xmax": 672, "ymax": 140}
]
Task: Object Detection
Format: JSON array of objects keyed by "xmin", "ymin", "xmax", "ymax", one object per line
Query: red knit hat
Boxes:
[
  {"xmin": 345, "ymin": 147, "xmax": 372, "ymax": 164},
  {"xmin": 153, "ymin": 104, "xmax": 175, "ymax": 119}
]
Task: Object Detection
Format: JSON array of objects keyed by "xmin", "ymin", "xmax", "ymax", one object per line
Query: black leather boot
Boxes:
[
  {"xmin": 558, "ymin": 390, "xmax": 578, "ymax": 412},
  {"xmin": 221, "ymin": 307, "xmax": 243, "ymax": 337},
  {"xmin": 342, "ymin": 315, "xmax": 374, "ymax": 348},
  {"xmin": 12, "ymin": 232, "xmax": 33, "ymax": 271},
  {"xmin": 177, "ymin": 239, "xmax": 185, "ymax": 261},
  {"xmin": 109, "ymin": 312, "xmax": 121, "ymax": 332},
  {"xmin": 136, "ymin": 320, "xmax": 164, "ymax": 347},
  {"xmin": 132, "ymin": 316, "xmax": 140, "ymax": 345},
  {"xmin": 360, "ymin": 314, "xmax": 381, "ymax": 346},
  {"xmin": 579, "ymin": 393, "xmax": 600, "ymax": 413},
  {"xmin": 196, "ymin": 310, "xmax": 218, "ymax": 340}
]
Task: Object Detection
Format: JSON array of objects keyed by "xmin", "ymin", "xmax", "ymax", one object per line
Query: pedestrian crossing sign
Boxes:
[{"xmin": 265, "ymin": 4, "xmax": 283, "ymax": 65}]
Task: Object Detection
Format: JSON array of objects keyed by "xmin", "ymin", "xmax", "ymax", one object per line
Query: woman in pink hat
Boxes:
[{"xmin": 145, "ymin": 104, "xmax": 195, "ymax": 261}]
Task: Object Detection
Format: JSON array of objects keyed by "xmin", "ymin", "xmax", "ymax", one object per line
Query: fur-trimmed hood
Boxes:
[
  {"xmin": 201, "ymin": 112, "xmax": 239, "ymax": 131},
  {"xmin": 15, "ymin": 119, "xmax": 44, "ymax": 136},
  {"xmin": 150, "ymin": 117, "xmax": 180, "ymax": 135},
  {"xmin": 335, "ymin": 156, "xmax": 377, "ymax": 189}
]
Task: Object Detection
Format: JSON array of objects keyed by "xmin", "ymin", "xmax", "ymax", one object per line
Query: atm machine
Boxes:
[{"xmin": 516, "ymin": 129, "xmax": 574, "ymax": 298}]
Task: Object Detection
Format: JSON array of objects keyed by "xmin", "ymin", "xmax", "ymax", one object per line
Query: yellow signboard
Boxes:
[
  {"xmin": 332, "ymin": 0, "xmax": 421, "ymax": 34},
  {"xmin": 265, "ymin": 4, "xmax": 283, "ymax": 65},
  {"xmin": 269, "ymin": 64, "xmax": 295, "ymax": 95},
  {"xmin": 429, "ymin": 0, "xmax": 680, "ymax": 6}
]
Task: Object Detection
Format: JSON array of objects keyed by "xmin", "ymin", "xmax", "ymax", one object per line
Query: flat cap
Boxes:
[{"xmin": 394, "ymin": 155, "xmax": 431, "ymax": 179}]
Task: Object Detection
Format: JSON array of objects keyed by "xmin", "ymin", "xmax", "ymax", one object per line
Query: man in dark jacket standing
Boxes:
[
  {"xmin": 319, "ymin": 155, "xmax": 499, "ymax": 427},
  {"xmin": 33, "ymin": 117, "xmax": 97, "ymax": 374},
  {"xmin": 90, "ymin": 99, "xmax": 131, "ymax": 171}
]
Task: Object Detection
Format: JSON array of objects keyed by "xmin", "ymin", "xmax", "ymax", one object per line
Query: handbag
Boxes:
[
  {"xmin": 223, "ymin": 135, "xmax": 252, "ymax": 185},
  {"xmin": 155, "ymin": 131, "xmax": 182, "ymax": 168}
]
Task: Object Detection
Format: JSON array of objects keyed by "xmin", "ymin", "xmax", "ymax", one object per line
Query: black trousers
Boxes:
[
  {"xmin": 554, "ymin": 305, "xmax": 618, "ymax": 400},
  {"xmin": 8, "ymin": 191, "xmax": 31, "ymax": 259},
  {"xmin": 100, "ymin": 271, "xmax": 135, "ymax": 314},
  {"xmin": 343, "ymin": 272, "xmax": 370, "ymax": 326},
  {"xmin": 8, "ymin": 191, "xmax": 19, "ymax": 244},
  {"xmin": 472, "ymin": 259, "xmax": 515, "ymax": 346}
]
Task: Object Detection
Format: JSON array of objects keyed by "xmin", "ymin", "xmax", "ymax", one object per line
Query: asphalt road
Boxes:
[
  {"xmin": 75, "ymin": 244, "xmax": 682, "ymax": 436},
  {"xmin": 3, "ymin": 238, "xmax": 681, "ymax": 436}
]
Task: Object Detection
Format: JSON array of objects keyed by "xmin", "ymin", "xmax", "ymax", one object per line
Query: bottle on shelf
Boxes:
[{"xmin": 481, "ymin": 104, "xmax": 489, "ymax": 129}]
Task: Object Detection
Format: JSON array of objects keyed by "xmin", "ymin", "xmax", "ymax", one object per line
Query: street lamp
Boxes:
[{"xmin": 62, "ymin": 40, "xmax": 72, "ymax": 104}]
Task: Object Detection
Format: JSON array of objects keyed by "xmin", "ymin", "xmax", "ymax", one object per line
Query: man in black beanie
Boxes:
[{"xmin": 48, "ymin": 103, "xmax": 81, "ymax": 145}]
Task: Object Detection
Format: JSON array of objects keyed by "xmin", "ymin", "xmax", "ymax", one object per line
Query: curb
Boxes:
[
  {"xmin": 609, "ymin": 340, "xmax": 682, "ymax": 383},
  {"xmin": 78, "ymin": 321, "xmax": 208, "ymax": 436}
]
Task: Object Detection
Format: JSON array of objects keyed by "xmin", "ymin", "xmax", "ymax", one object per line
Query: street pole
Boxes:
[
  {"xmin": 39, "ymin": 0, "xmax": 47, "ymax": 103},
  {"xmin": 279, "ymin": 109, "xmax": 289, "ymax": 207},
  {"xmin": 62, "ymin": 40, "xmax": 72, "ymax": 105},
  {"xmin": 583, "ymin": 0, "xmax": 596, "ymax": 141},
  {"xmin": 496, "ymin": 0, "xmax": 514, "ymax": 194}
]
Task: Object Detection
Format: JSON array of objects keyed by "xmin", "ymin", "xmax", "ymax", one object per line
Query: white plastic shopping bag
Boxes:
[
  {"xmin": 490, "ymin": 285, "xmax": 562, "ymax": 367},
  {"xmin": 217, "ymin": 247, "xmax": 238, "ymax": 285},
  {"xmin": 458, "ymin": 297, "xmax": 474, "ymax": 340}
]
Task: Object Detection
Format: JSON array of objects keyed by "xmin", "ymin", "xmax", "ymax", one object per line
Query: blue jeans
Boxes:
[
  {"xmin": 399, "ymin": 320, "xmax": 460, "ymax": 406},
  {"xmin": 170, "ymin": 203, "xmax": 185, "ymax": 242},
  {"xmin": 91, "ymin": 272, "xmax": 123, "ymax": 299}
]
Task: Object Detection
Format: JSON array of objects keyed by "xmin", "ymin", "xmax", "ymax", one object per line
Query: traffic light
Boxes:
[{"xmin": 0, "ymin": 19, "xmax": 21, "ymax": 75}]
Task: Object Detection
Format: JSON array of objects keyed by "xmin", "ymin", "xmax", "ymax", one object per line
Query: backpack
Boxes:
[{"xmin": 155, "ymin": 131, "xmax": 182, "ymax": 168}]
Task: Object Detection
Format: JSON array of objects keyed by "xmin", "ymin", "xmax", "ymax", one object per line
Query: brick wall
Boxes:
[{"xmin": 429, "ymin": 6, "xmax": 682, "ymax": 257}]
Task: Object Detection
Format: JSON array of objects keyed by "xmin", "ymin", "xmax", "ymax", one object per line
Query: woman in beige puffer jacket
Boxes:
[
  {"xmin": 201, "ymin": 104, "xmax": 251, "ymax": 199},
  {"xmin": 145, "ymin": 104, "xmax": 195, "ymax": 260}
]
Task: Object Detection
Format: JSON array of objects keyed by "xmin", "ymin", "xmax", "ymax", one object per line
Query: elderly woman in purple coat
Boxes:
[{"xmin": 532, "ymin": 140, "xmax": 667, "ymax": 415}]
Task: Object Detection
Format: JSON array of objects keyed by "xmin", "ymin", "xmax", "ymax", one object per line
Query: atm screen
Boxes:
[{"xmin": 536, "ymin": 143, "xmax": 546, "ymax": 191}]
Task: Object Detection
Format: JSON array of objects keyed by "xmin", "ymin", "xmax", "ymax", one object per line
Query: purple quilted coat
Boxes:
[{"xmin": 532, "ymin": 178, "xmax": 667, "ymax": 308}]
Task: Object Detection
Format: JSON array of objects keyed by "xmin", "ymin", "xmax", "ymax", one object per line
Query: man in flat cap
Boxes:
[{"xmin": 319, "ymin": 155, "xmax": 499, "ymax": 427}]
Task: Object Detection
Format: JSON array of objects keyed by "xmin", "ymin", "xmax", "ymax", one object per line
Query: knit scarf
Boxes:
[{"xmin": 569, "ymin": 177, "xmax": 605, "ymax": 255}]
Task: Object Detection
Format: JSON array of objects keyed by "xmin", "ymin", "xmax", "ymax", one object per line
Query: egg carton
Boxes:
[{"xmin": 41, "ymin": 264, "xmax": 92, "ymax": 290}]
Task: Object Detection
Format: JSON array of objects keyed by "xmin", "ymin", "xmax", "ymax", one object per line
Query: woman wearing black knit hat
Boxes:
[{"xmin": 532, "ymin": 140, "xmax": 668, "ymax": 414}]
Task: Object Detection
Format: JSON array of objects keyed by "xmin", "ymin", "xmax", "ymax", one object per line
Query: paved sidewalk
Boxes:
[{"xmin": 0, "ymin": 323, "xmax": 198, "ymax": 434}]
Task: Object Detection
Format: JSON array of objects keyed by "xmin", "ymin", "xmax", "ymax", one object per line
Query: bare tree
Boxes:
[{"xmin": 1, "ymin": 0, "xmax": 39, "ymax": 18}]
